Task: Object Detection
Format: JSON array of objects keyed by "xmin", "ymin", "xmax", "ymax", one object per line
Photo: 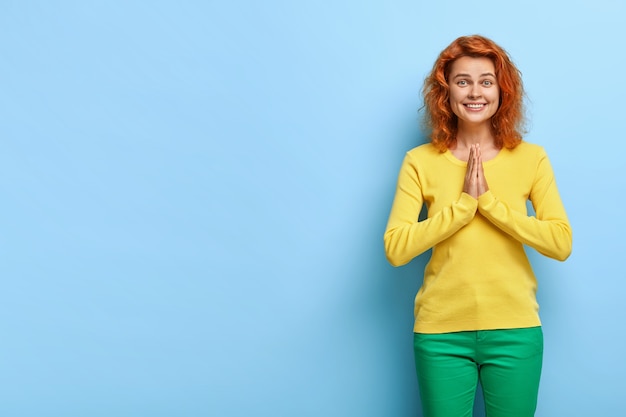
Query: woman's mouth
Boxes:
[{"xmin": 464, "ymin": 103, "xmax": 486, "ymax": 109}]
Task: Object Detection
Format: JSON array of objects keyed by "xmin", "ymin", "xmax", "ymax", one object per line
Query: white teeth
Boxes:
[{"xmin": 466, "ymin": 104, "xmax": 484, "ymax": 108}]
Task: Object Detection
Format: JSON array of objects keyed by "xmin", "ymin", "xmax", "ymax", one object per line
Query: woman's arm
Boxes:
[
  {"xmin": 384, "ymin": 153, "xmax": 478, "ymax": 266},
  {"xmin": 477, "ymin": 149, "xmax": 572, "ymax": 261}
]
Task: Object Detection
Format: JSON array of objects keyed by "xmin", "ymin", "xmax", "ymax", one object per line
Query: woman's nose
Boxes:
[{"xmin": 468, "ymin": 85, "xmax": 481, "ymax": 99}]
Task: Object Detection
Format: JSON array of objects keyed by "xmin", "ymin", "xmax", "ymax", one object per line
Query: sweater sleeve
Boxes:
[
  {"xmin": 384, "ymin": 153, "xmax": 478, "ymax": 267},
  {"xmin": 477, "ymin": 148, "xmax": 572, "ymax": 261}
]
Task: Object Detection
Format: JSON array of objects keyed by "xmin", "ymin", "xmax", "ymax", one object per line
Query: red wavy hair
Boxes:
[{"xmin": 422, "ymin": 35, "xmax": 526, "ymax": 151}]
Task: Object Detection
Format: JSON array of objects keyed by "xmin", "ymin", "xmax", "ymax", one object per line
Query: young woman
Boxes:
[{"xmin": 384, "ymin": 35, "xmax": 572, "ymax": 417}]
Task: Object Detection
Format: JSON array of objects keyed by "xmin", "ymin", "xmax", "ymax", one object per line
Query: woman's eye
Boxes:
[
  {"xmin": 457, "ymin": 80, "xmax": 468, "ymax": 86},
  {"xmin": 482, "ymin": 80, "xmax": 493, "ymax": 86}
]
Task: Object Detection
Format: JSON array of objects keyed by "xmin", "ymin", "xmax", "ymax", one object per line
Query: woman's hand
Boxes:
[{"xmin": 463, "ymin": 144, "xmax": 489, "ymax": 199}]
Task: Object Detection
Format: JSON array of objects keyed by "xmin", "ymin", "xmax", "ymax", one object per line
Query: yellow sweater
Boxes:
[{"xmin": 384, "ymin": 142, "xmax": 572, "ymax": 334}]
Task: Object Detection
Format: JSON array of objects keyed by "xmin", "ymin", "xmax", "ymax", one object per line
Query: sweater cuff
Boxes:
[
  {"xmin": 477, "ymin": 190, "xmax": 496, "ymax": 211},
  {"xmin": 458, "ymin": 192, "xmax": 479, "ymax": 212}
]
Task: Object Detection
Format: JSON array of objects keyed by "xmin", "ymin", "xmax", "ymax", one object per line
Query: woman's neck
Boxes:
[
  {"xmin": 450, "ymin": 122, "xmax": 500, "ymax": 161},
  {"xmin": 454, "ymin": 122, "xmax": 496, "ymax": 149}
]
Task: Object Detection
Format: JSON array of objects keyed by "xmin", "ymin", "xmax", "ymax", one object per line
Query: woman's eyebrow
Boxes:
[{"xmin": 452, "ymin": 72, "xmax": 496, "ymax": 79}]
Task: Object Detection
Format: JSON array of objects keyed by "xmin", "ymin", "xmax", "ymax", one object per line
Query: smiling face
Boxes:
[{"xmin": 448, "ymin": 56, "xmax": 500, "ymax": 128}]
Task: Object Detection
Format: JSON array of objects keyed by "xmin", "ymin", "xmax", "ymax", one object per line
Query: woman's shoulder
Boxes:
[
  {"xmin": 406, "ymin": 142, "xmax": 442, "ymax": 159},
  {"xmin": 508, "ymin": 141, "xmax": 548, "ymax": 159}
]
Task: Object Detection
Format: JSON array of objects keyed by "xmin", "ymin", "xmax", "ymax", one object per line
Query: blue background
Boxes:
[{"xmin": 0, "ymin": 1, "xmax": 623, "ymax": 416}]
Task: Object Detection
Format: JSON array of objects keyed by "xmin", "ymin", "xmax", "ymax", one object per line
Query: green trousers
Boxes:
[{"xmin": 413, "ymin": 327, "xmax": 543, "ymax": 417}]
